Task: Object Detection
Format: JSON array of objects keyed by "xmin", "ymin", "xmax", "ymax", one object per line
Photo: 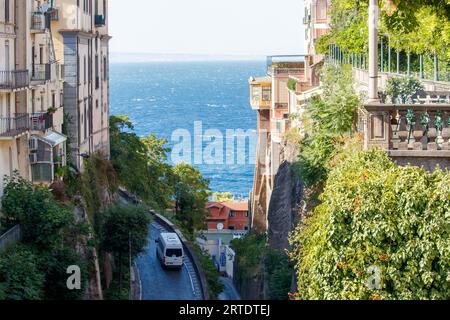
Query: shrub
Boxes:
[{"xmin": 290, "ymin": 147, "xmax": 450, "ymax": 300}]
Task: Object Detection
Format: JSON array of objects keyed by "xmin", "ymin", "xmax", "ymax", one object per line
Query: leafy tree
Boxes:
[
  {"xmin": 110, "ymin": 115, "xmax": 173, "ymax": 210},
  {"xmin": 290, "ymin": 147, "xmax": 450, "ymax": 300},
  {"xmin": 0, "ymin": 245, "xmax": 45, "ymax": 300},
  {"xmin": 101, "ymin": 204, "xmax": 151, "ymax": 290},
  {"xmin": 212, "ymin": 192, "xmax": 234, "ymax": 202},
  {"xmin": 1, "ymin": 174, "xmax": 74, "ymax": 250},
  {"xmin": 172, "ymin": 163, "xmax": 210, "ymax": 236}
]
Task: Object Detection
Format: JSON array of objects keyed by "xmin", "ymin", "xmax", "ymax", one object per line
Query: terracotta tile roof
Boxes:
[{"xmin": 221, "ymin": 201, "xmax": 249, "ymax": 212}]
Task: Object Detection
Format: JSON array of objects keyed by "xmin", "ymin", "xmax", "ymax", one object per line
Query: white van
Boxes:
[{"xmin": 156, "ymin": 233, "xmax": 184, "ymax": 269}]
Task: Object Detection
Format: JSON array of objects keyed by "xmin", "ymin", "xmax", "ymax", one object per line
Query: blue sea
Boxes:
[{"xmin": 110, "ymin": 61, "xmax": 266, "ymax": 198}]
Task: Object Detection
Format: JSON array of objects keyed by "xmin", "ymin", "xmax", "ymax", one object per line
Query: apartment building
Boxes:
[
  {"xmin": 0, "ymin": 0, "xmax": 65, "ymax": 196},
  {"xmin": 248, "ymin": 1, "xmax": 330, "ymax": 231},
  {"xmin": 51, "ymin": 0, "xmax": 110, "ymax": 170}
]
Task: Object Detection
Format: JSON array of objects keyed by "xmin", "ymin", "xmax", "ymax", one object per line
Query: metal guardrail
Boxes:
[{"xmin": 0, "ymin": 225, "xmax": 21, "ymax": 253}]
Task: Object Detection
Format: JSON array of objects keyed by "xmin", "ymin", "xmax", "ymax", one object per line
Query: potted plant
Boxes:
[{"xmin": 47, "ymin": 107, "xmax": 57, "ymax": 114}]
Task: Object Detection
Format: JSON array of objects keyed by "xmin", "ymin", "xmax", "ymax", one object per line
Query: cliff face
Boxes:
[{"xmin": 267, "ymin": 161, "xmax": 303, "ymax": 251}]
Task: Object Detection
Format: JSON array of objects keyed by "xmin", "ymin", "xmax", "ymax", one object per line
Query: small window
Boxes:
[
  {"xmin": 244, "ymin": 212, "xmax": 249, "ymax": 218},
  {"xmin": 229, "ymin": 226, "xmax": 235, "ymax": 230},
  {"xmin": 252, "ymin": 86, "xmax": 261, "ymax": 101},
  {"xmin": 262, "ymin": 87, "xmax": 271, "ymax": 101},
  {"xmin": 165, "ymin": 249, "xmax": 183, "ymax": 258},
  {"xmin": 229, "ymin": 211, "xmax": 236, "ymax": 218},
  {"xmin": 244, "ymin": 226, "xmax": 249, "ymax": 231}
]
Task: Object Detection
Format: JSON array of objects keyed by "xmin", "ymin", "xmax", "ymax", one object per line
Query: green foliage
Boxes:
[
  {"xmin": 173, "ymin": 163, "xmax": 210, "ymax": 236},
  {"xmin": 39, "ymin": 247, "xmax": 87, "ymax": 300},
  {"xmin": 295, "ymin": 63, "xmax": 362, "ymax": 187},
  {"xmin": 290, "ymin": 147, "xmax": 450, "ymax": 300},
  {"xmin": 192, "ymin": 244, "xmax": 224, "ymax": 299},
  {"xmin": 287, "ymin": 79, "xmax": 297, "ymax": 91},
  {"xmin": 323, "ymin": 0, "xmax": 450, "ymax": 59},
  {"xmin": 110, "ymin": 115, "xmax": 173, "ymax": 210},
  {"xmin": 101, "ymin": 204, "xmax": 151, "ymax": 259},
  {"xmin": 232, "ymin": 234, "xmax": 292, "ymax": 300},
  {"xmin": 265, "ymin": 249, "xmax": 293, "ymax": 300},
  {"xmin": 385, "ymin": 76, "xmax": 424, "ymax": 104},
  {"xmin": 1, "ymin": 173, "xmax": 74, "ymax": 249},
  {"xmin": 295, "ymin": 133, "xmax": 337, "ymax": 187},
  {"xmin": 212, "ymin": 192, "xmax": 234, "ymax": 202},
  {"xmin": 0, "ymin": 245, "xmax": 45, "ymax": 300}
]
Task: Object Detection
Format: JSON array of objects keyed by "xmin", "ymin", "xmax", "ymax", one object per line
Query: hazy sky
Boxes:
[{"xmin": 109, "ymin": 0, "xmax": 305, "ymax": 56}]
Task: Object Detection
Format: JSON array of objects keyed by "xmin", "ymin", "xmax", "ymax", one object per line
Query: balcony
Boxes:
[
  {"xmin": 31, "ymin": 12, "xmax": 49, "ymax": 31},
  {"xmin": 47, "ymin": 8, "xmax": 59, "ymax": 21},
  {"xmin": 30, "ymin": 113, "xmax": 53, "ymax": 131},
  {"xmin": 0, "ymin": 114, "xmax": 30, "ymax": 138},
  {"xmin": 363, "ymin": 104, "xmax": 450, "ymax": 160},
  {"xmin": 0, "ymin": 70, "xmax": 30, "ymax": 90},
  {"xmin": 31, "ymin": 64, "xmax": 51, "ymax": 83},
  {"xmin": 249, "ymin": 76, "xmax": 272, "ymax": 111},
  {"xmin": 266, "ymin": 55, "xmax": 306, "ymax": 77},
  {"xmin": 303, "ymin": 14, "xmax": 311, "ymax": 24},
  {"xmin": 95, "ymin": 14, "xmax": 106, "ymax": 26},
  {"xmin": 30, "ymin": 131, "xmax": 67, "ymax": 184},
  {"xmin": 0, "ymin": 113, "xmax": 53, "ymax": 138}
]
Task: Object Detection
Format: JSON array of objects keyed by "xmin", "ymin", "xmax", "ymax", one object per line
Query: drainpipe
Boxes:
[{"xmin": 368, "ymin": 0, "xmax": 380, "ymax": 103}]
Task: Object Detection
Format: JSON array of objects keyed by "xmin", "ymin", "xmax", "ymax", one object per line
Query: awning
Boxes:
[{"xmin": 36, "ymin": 130, "xmax": 67, "ymax": 147}]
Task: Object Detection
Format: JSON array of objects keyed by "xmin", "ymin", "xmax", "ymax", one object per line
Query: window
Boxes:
[
  {"xmin": 84, "ymin": 56, "xmax": 87, "ymax": 84},
  {"xmin": 165, "ymin": 249, "xmax": 183, "ymax": 257},
  {"xmin": 96, "ymin": 99, "xmax": 99, "ymax": 109},
  {"xmin": 252, "ymin": 86, "xmax": 261, "ymax": 101},
  {"xmin": 244, "ymin": 226, "xmax": 249, "ymax": 231},
  {"xmin": 229, "ymin": 211, "xmax": 236, "ymax": 218},
  {"xmin": 103, "ymin": 56, "xmax": 107, "ymax": 81},
  {"xmin": 5, "ymin": 0, "xmax": 10, "ymax": 23},
  {"xmin": 316, "ymin": 0, "xmax": 328, "ymax": 20},
  {"xmin": 262, "ymin": 87, "xmax": 271, "ymax": 101},
  {"xmin": 244, "ymin": 211, "xmax": 249, "ymax": 218},
  {"xmin": 229, "ymin": 226, "xmax": 235, "ymax": 230}
]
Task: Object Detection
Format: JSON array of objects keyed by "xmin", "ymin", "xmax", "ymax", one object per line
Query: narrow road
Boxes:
[
  {"xmin": 136, "ymin": 223, "xmax": 202, "ymax": 300},
  {"xmin": 219, "ymin": 277, "xmax": 241, "ymax": 300}
]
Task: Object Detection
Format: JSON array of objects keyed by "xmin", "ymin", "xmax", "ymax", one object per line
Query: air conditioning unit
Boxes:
[
  {"xmin": 29, "ymin": 153, "xmax": 38, "ymax": 164},
  {"xmin": 29, "ymin": 137, "xmax": 38, "ymax": 151}
]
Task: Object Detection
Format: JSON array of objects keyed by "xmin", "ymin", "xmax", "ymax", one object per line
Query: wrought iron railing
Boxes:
[
  {"xmin": 0, "ymin": 70, "xmax": 30, "ymax": 90},
  {"xmin": 0, "ymin": 113, "xmax": 53, "ymax": 136},
  {"xmin": 31, "ymin": 64, "xmax": 51, "ymax": 82}
]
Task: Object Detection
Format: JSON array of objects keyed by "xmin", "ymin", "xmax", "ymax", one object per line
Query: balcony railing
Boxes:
[
  {"xmin": 0, "ymin": 70, "xmax": 30, "ymax": 90},
  {"xmin": 31, "ymin": 12, "xmax": 50, "ymax": 30},
  {"xmin": 31, "ymin": 64, "xmax": 51, "ymax": 82},
  {"xmin": 95, "ymin": 14, "xmax": 105, "ymax": 26},
  {"xmin": 0, "ymin": 113, "xmax": 53, "ymax": 137},
  {"xmin": 30, "ymin": 113, "xmax": 53, "ymax": 131},
  {"xmin": 47, "ymin": 8, "xmax": 59, "ymax": 21},
  {"xmin": 363, "ymin": 104, "xmax": 450, "ymax": 157},
  {"xmin": 0, "ymin": 114, "xmax": 30, "ymax": 137}
]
